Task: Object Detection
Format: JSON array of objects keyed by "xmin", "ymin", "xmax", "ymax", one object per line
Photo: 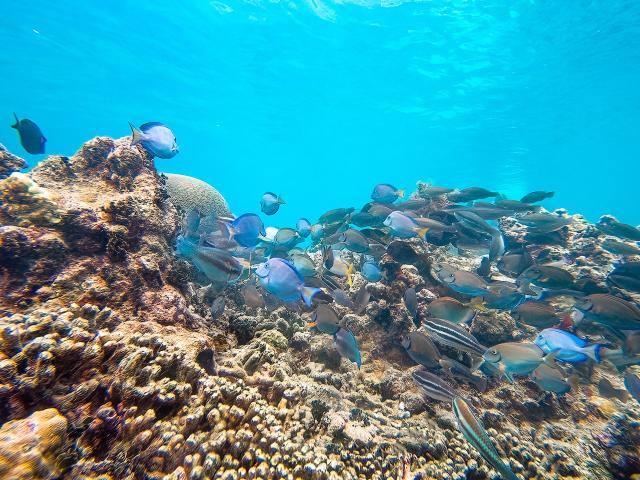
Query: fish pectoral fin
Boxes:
[
  {"xmin": 415, "ymin": 227, "xmax": 429, "ymax": 238},
  {"xmin": 306, "ymin": 321, "xmax": 317, "ymax": 328},
  {"xmin": 543, "ymin": 350, "xmax": 561, "ymax": 368}
]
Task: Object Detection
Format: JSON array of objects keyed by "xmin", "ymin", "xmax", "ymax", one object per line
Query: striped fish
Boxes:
[
  {"xmin": 423, "ymin": 317, "xmax": 487, "ymax": 357},
  {"xmin": 411, "ymin": 369, "xmax": 458, "ymax": 402},
  {"xmin": 452, "ymin": 397, "xmax": 518, "ymax": 480}
]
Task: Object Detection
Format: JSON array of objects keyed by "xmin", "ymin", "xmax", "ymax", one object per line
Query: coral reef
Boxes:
[
  {"xmin": 163, "ymin": 172, "xmax": 231, "ymax": 217},
  {"xmin": 0, "ymin": 146, "xmax": 27, "ymax": 180},
  {"xmin": 0, "ymin": 139, "xmax": 638, "ymax": 480}
]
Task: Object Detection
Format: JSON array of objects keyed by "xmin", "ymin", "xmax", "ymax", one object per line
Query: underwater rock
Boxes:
[
  {"xmin": 163, "ymin": 172, "xmax": 231, "ymax": 217},
  {"xmin": 0, "ymin": 408, "xmax": 68, "ymax": 479},
  {"xmin": 0, "ymin": 147, "xmax": 27, "ymax": 180}
]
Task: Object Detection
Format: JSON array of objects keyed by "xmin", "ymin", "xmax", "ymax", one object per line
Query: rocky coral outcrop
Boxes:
[{"xmin": 0, "ymin": 146, "xmax": 27, "ymax": 180}]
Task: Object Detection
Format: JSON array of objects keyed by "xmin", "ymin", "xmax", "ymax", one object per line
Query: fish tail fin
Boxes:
[
  {"xmin": 11, "ymin": 113, "xmax": 18, "ymax": 129},
  {"xmin": 397, "ymin": 189, "xmax": 405, "ymax": 198},
  {"xmin": 346, "ymin": 263, "xmax": 354, "ymax": 287},
  {"xmin": 300, "ymin": 285, "xmax": 321, "ymax": 307},
  {"xmin": 415, "ymin": 227, "xmax": 429, "ymax": 238},
  {"xmin": 277, "ymin": 195, "xmax": 286, "ymax": 205},
  {"xmin": 583, "ymin": 343, "xmax": 602, "ymax": 363},
  {"xmin": 543, "ymin": 350, "xmax": 561, "ymax": 368},
  {"xmin": 128, "ymin": 122, "xmax": 144, "ymax": 146}
]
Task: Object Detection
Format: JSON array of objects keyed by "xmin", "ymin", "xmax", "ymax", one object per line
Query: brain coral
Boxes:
[{"xmin": 163, "ymin": 173, "xmax": 231, "ymax": 217}]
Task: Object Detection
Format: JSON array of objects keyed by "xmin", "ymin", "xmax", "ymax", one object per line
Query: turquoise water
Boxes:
[{"xmin": 2, "ymin": 1, "xmax": 640, "ymax": 226}]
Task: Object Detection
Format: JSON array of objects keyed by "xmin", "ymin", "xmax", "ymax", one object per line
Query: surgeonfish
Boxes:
[
  {"xmin": 482, "ymin": 342, "xmax": 545, "ymax": 382},
  {"xmin": 371, "ymin": 183, "xmax": 404, "ymax": 204},
  {"xmin": 309, "ymin": 304, "xmax": 341, "ymax": 335},
  {"xmin": 260, "ymin": 192, "xmax": 285, "ymax": 215},
  {"xmin": 534, "ymin": 328, "xmax": 601, "ymax": 364},
  {"xmin": 334, "ymin": 327, "xmax": 361, "ymax": 368},
  {"xmin": 255, "ymin": 258, "xmax": 320, "ymax": 306},
  {"xmin": 425, "ymin": 297, "xmax": 476, "ymax": 324},
  {"xmin": 129, "ymin": 121, "xmax": 178, "ymax": 158},
  {"xmin": 401, "ymin": 331, "xmax": 441, "ymax": 369},
  {"xmin": 11, "ymin": 113, "xmax": 46, "ymax": 154}
]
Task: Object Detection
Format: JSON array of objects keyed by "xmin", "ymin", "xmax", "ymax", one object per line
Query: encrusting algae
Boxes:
[{"xmin": 0, "ymin": 136, "xmax": 639, "ymax": 480}]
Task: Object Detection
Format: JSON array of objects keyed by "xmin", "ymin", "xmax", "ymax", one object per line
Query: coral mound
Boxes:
[
  {"xmin": 0, "ymin": 408, "xmax": 68, "ymax": 479},
  {"xmin": 164, "ymin": 172, "xmax": 231, "ymax": 217},
  {"xmin": 0, "ymin": 147, "xmax": 27, "ymax": 180}
]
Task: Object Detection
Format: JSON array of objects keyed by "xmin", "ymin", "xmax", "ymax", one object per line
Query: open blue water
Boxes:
[{"xmin": 2, "ymin": 1, "xmax": 639, "ymax": 227}]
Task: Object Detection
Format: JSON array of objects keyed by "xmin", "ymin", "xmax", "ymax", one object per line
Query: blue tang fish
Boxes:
[
  {"xmin": 334, "ymin": 327, "xmax": 361, "ymax": 368},
  {"xmin": 534, "ymin": 328, "xmax": 601, "ymax": 364},
  {"xmin": 260, "ymin": 192, "xmax": 285, "ymax": 215},
  {"xmin": 371, "ymin": 183, "xmax": 404, "ymax": 204},
  {"xmin": 296, "ymin": 218, "xmax": 311, "ymax": 238},
  {"xmin": 361, "ymin": 259, "xmax": 381, "ymax": 282},
  {"xmin": 255, "ymin": 258, "xmax": 320, "ymax": 306},
  {"xmin": 129, "ymin": 122, "xmax": 178, "ymax": 159},
  {"xmin": 383, "ymin": 211, "xmax": 428, "ymax": 238},
  {"xmin": 226, "ymin": 213, "xmax": 265, "ymax": 248}
]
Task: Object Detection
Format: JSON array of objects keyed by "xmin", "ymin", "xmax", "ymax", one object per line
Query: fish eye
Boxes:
[{"xmin": 490, "ymin": 349, "xmax": 498, "ymax": 355}]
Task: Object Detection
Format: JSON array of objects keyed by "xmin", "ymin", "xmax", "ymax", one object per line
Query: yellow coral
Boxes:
[
  {"xmin": 0, "ymin": 173, "xmax": 60, "ymax": 226},
  {"xmin": 0, "ymin": 408, "xmax": 68, "ymax": 480}
]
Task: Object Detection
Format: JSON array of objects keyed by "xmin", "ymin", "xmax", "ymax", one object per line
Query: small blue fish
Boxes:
[
  {"xmin": 255, "ymin": 258, "xmax": 320, "ymax": 306},
  {"xmin": 371, "ymin": 183, "xmax": 404, "ymax": 204},
  {"xmin": 296, "ymin": 218, "xmax": 311, "ymax": 238},
  {"xmin": 334, "ymin": 327, "xmax": 361, "ymax": 368},
  {"xmin": 383, "ymin": 211, "xmax": 428, "ymax": 238},
  {"xmin": 361, "ymin": 259, "xmax": 381, "ymax": 282},
  {"xmin": 310, "ymin": 223, "xmax": 324, "ymax": 242},
  {"xmin": 260, "ymin": 192, "xmax": 285, "ymax": 215},
  {"xmin": 129, "ymin": 122, "xmax": 178, "ymax": 159},
  {"xmin": 226, "ymin": 213, "xmax": 265, "ymax": 248},
  {"xmin": 534, "ymin": 328, "xmax": 601, "ymax": 364}
]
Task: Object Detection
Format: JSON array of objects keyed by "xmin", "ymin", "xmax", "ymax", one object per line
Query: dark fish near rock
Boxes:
[
  {"xmin": 402, "ymin": 331, "xmax": 441, "ymax": 369},
  {"xmin": 12, "ymin": 113, "xmax": 46, "ymax": 154},
  {"xmin": 452, "ymin": 396, "xmax": 518, "ymax": 480},
  {"xmin": 319, "ymin": 207, "xmax": 354, "ymax": 225},
  {"xmin": 530, "ymin": 364, "xmax": 574, "ymax": 395},
  {"xmin": 518, "ymin": 212, "xmax": 572, "ymax": 233},
  {"xmin": 598, "ymin": 378, "xmax": 629, "ymax": 402},
  {"xmin": 624, "ymin": 373, "xmax": 640, "ymax": 404},
  {"xmin": 353, "ymin": 285, "xmax": 370, "ymax": 314},
  {"xmin": 623, "ymin": 331, "xmax": 640, "ymax": 356},
  {"xmin": 482, "ymin": 283, "xmax": 524, "ymax": 310},
  {"xmin": 210, "ymin": 296, "xmax": 225, "ymax": 319},
  {"xmin": 177, "ymin": 237, "xmax": 245, "ymax": 283},
  {"xmin": 607, "ymin": 261, "xmax": 640, "ymax": 293},
  {"xmin": 419, "ymin": 185, "xmax": 453, "ymax": 198},
  {"xmin": 512, "ymin": 301, "xmax": 560, "ymax": 328},
  {"xmin": 334, "ymin": 327, "xmax": 361, "ymax": 368},
  {"xmin": 476, "ymin": 257, "xmax": 491, "ymax": 278},
  {"xmin": 447, "ymin": 187, "xmax": 499, "ymax": 203},
  {"xmin": 309, "ymin": 304, "xmax": 341, "ymax": 335},
  {"xmin": 520, "ymin": 191, "xmax": 554, "ymax": 204},
  {"xmin": 497, "ymin": 248, "xmax": 533, "ymax": 277},
  {"xmin": 574, "ymin": 294, "xmax": 640, "ymax": 330},
  {"xmin": 596, "ymin": 215, "xmax": 640, "ymax": 241},
  {"xmin": 412, "ymin": 369, "xmax": 458, "ymax": 402},
  {"xmin": 519, "ymin": 265, "xmax": 574, "ymax": 290},
  {"xmin": 242, "ymin": 282, "xmax": 265, "ymax": 309},
  {"xmin": 337, "ymin": 229, "xmax": 370, "ymax": 253},
  {"xmin": 601, "ymin": 238, "xmax": 640, "ymax": 256},
  {"xmin": 432, "ymin": 263, "xmax": 490, "ymax": 297},
  {"xmin": 404, "ymin": 287, "xmax": 418, "ymax": 324},
  {"xmin": 423, "ymin": 317, "xmax": 487, "ymax": 357},
  {"xmin": 331, "ymin": 289, "xmax": 355, "ymax": 309},
  {"xmin": 439, "ymin": 357, "xmax": 487, "ymax": 392},
  {"xmin": 425, "ymin": 297, "xmax": 476, "ymax": 324}
]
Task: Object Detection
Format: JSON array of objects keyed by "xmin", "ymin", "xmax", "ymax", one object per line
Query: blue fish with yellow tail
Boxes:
[{"xmin": 255, "ymin": 258, "xmax": 320, "ymax": 306}]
